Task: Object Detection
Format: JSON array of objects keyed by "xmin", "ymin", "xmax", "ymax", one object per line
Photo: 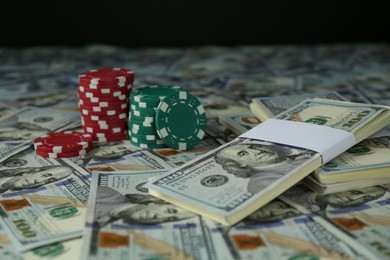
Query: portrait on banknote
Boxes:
[
  {"xmin": 214, "ymin": 139, "xmax": 316, "ymax": 191},
  {"xmin": 0, "ymin": 165, "xmax": 73, "ymax": 193},
  {"xmin": 72, "ymin": 141, "xmax": 137, "ymax": 168},
  {"xmin": 1, "ymin": 158, "xmax": 28, "ymax": 168},
  {"xmin": 0, "ymin": 129, "xmax": 48, "ymax": 141},
  {"xmin": 0, "ymin": 113, "xmax": 53, "ymax": 132},
  {"xmin": 283, "ymin": 184, "xmax": 388, "ymax": 215},
  {"xmin": 80, "ymin": 141, "xmax": 136, "ymax": 161},
  {"xmin": 94, "ymin": 186, "xmax": 196, "ymax": 226},
  {"xmin": 242, "ymin": 198, "xmax": 303, "ymax": 224}
]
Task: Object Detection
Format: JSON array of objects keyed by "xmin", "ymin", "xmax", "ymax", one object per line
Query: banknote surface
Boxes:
[
  {"xmin": 218, "ymin": 111, "xmax": 261, "ymax": 135},
  {"xmin": 274, "ymin": 98, "xmax": 390, "ymax": 142},
  {"xmin": 210, "ymin": 213, "xmax": 368, "ymax": 260},
  {"xmin": 281, "ymin": 183, "xmax": 390, "ymax": 260},
  {"xmin": 250, "ymin": 91, "xmax": 347, "ymax": 121},
  {"xmin": 82, "ymin": 171, "xmax": 220, "ymax": 260},
  {"xmin": 0, "ymin": 154, "xmax": 91, "ymax": 252},
  {"xmin": 313, "ymin": 135, "xmax": 390, "ymax": 183},
  {"xmin": 82, "ymin": 150, "xmax": 174, "ymax": 173}
]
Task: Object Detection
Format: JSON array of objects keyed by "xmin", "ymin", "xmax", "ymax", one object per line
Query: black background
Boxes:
[{"xmin": 0, "ymin": 2, "xmax": 388, "ymax": 48}]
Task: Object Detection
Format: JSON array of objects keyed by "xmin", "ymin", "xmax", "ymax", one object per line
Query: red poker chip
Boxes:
[
  {"xmin": 80, "ymin": 82, "xmax": 132, "ymax": 89},
  {"xmin": 77, "ymin": 90, "xmax": 129, "ymax": 102},
  {"xmin": 91, "ymin": 129, "xmax": 129, "ymax": 136},
  {"xmin": 78, "ymin": 82, "xmax": 133, "ymax": 94},
  {"xmin": 78, "ymin": 68, "xmax": 135, "ymax": 85},
  {"xmin": 81, "ymin": 112, "xmax": 128, "ymax": 122},
  {"xmin": 78, "ymin": 102, "xmax": 128, "ymax": 112},
  {"xmin": 35, "ymin": 143, "xmax": 93, "ymax": 155},
  {"xmin": 81, "ymin": 118, "xmax": 127, "ymax": 129},
  {"xmin": 77, "ymin": 91, "xmax": 129, "ymax": 103},
  {"xmin": 81, "ymin": 117, "xmax": 127, "ymax": 126},
  {"xmin": 78, "ymin": 96, "xmax": 128, "ymax": 105},
  {"xmin": 81, "ymin": 118, "xmax": 127, "ymax": 127},
  {"xmin": 92, "ymin": 134, "xmax": 129, "ymax": 143},
  {"xmin": 81, "ymin": 112, "xmax": 129, "ymax": 125},
  {"xmin": 83, "ymin": 125, "xmax": 127, "ymax": 134},
  {"xmin": 78, "ymin": 88, "xmax": 132, "ymax": 101},
  {"xmin": 82, "ymin": 124, "xmax": 124, "ymax": 131},
  {"xmin": 78, "ymin": 98, "xmax": 128, "ymax": 108},
  {"xmin": 80, "ymin": 107, "xmax": 128, "ymax": 116},
  {"xmin": 34, "ymin": 131, "xmax": 93, "ymax": 153},
  {"xmin": 88, "ymin": 129, "xmax": 128, "ymax": 137},
  {"xmin": 79, "ymin": 82, "xmax": 132, "ymax": 91},
  {"xmin": 36, "ymin": 146, "xmax": 93, "ymax": 159},
  {"xmin": 92, "ymin": 130, "xmax": 128, "ymax": 136},
  {"xmin": 78, "ymin": 86, "xmax": 131, "ymax": 97}
]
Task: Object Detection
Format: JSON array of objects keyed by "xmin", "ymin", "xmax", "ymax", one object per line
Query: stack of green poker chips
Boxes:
[
  {"xmin": 128, "ymin": 85, "xmax": 207, "ymax": 150},
  {"xmin": 128, "ymin": 85, "xmax": 185, "ymax": 149}
]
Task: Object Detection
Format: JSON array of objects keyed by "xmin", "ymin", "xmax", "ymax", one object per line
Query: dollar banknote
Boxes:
[
  {"xmin": 146, "ymin": 98, "xmax": 390, "ymax": 226},
  {"xmin": 0, "ymin": 151, "xmax": 91, "ymax": 252},
  {"xmin": 82, "ymin": 150, "xmax": 174, "ymax": 173},
  {"xmin": 0, "ymin": 106, "xmax": 81, "ymax": 164},
  {"xmin": 0, "ymin": 106, "xmax": 81, "ymax": 133},
  {"xmin": 303, "ymin": 174, "xmax": 390, "ymax": 194},
  {"xmin": 280, "ymin": 183, "xmax": 390, "ymax": 260},
  {"xmin": 0, "ymin": 221, "xmax": 23, "ymax": 260},
  {"xmin": 151, "ymin": 141, "xmax": 216, "ymax": 167},
  {"xmin": 0, "ymin": 222, "xmax": 82, "ymax": 260},
  {"xmin": 81, "ymin": 171, "xmax": 222, "ymax": 260},
  {"xmin": 209, "ymin": 211, "xmax": 369, "ymax": 260},
  {"xmin": 249, "ymin": 91, "xmax": 347, "ymax": 121},
  {"xmin": 313, "ymin": 134, "xmax": 390, "ymax": 183},
  {"xmin": 273, "ymin": 98, "xmax": 390, "ymax": 143},
  {"xmin": 218, "ymin": 111, "xmax": 261, "ymax": 135},
  {"xmin": 0, "ymin": 141, "xmax": 32, "ymax": 165}
]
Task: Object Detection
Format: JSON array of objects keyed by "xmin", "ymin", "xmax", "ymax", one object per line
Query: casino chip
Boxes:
[
  {"xmin": 35, "ymin": 146, "xmax": 93, "ymax": 159},
  {"xmin": 34, "ymin": 131, "xmax": 93, "ymax": 157},
  {"xmin": 155, "ymin": 90, "xmax": 206, "ymax": 150},
  {"xmin": 128, "ymin": 85, "xmax": 206, "ymax": 150},
  {"xmin": 79, "ymin": 68, "xmax": 135, "ymax": 85},
  {"xmin": 77, "ymin": 67, "xmax": 134, "ymax": 143}
]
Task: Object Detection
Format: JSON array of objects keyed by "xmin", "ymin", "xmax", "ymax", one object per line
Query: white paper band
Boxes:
[{"xmin": 239, "ymin": 118, "xmax": 356, "ymax": 164}]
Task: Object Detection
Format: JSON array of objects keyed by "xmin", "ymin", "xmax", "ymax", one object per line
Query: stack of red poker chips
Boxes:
[
  {"xmin": 77, "ymin": 68, "xmax": 134, "ymax": 142},
  {"xmin": 34, "ymin": 131, "xmax": 94, "ymax": 158}
]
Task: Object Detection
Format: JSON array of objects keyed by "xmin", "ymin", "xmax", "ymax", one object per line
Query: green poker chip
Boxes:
[
  {"xmin": 128, "ymin": 115, "xmax": 156, "ymax": 126},
  {"xmin": 129, "ymin": 108, "xmax": 155, "ymax": 118},
  {"xmin": 130, "ymin": 95, "xmax": 161, "ymax": 107},
  {"xmin": 130, "ymin": 104, "xmax": 156, "ymax": 114},
  {"xmin": 129, "ymin": 113, "xmax": 155, "ymax": 122},
  {"xmin": 130, "ymin": 135, "xmax": 164, "ymax": 145},
  {"xmin": 129, "ymin": 129, "xmax": 161, "ymax": 141},
  {"xmin": 155, "ymin": 90, "xmax": 206, "ymax": 150},
  {"xmin": 130, "ymin": 85, "xmax": 184, "ymax": 104},
  {"xmin": 130, "ymin": 97, "xmax": 160, "ymax": 108},
  {"xmin": 128, "ymin": 121, "xmax": 156, "ymax": 131},
  {"xmin": 128, "ymin": 119, "xmax": 156, "ymax": 129},
  {"xmin": 128, "ymin": 125, "xmax": 157, "ymax": 135},
  {"xmin": 130, "ymin": 138, "xmax": 167, "ymax": 149}
]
